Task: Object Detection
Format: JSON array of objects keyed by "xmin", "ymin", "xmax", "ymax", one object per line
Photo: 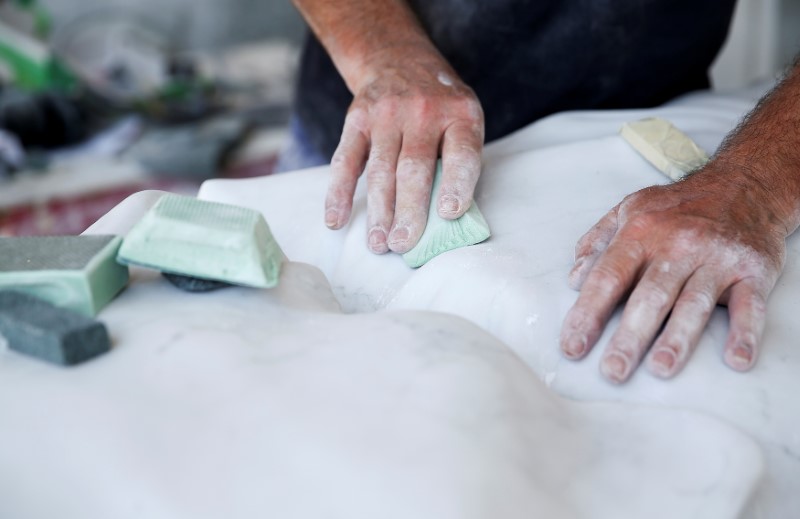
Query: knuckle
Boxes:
[
  {"xmin": 589, "ymin": 265, "xmax": 626, "ymax": 292},
  {"xmin": 443, "ymin": 155, "xmax": 481, "ymax": 183},
  {"xmin": 565, "ymin": 307, "xmax": 603, "ymax": 336},
  {"xmin": 574, "ymin": 238, "xmax": 590, "ymax": 258},
  {"xmin": 681, "ymin": 290, "xmax": 716, "ymax": 311},
  {"xmin": 366, "ymin": 193, "xmax": 393, "ymax": 222},
  {"xmin": 344, "ymin": 108, "xmax": 369, "ymax": 132},
  {"xmin": 745, "ymin": 291, "xmax": 768, "ymax": 315},
  {"xmin": 412, "ymin": 96, "xmax": 436, "ymax": 118},
  {"xmin": 617, "ymin": 187, "xmax": 660, "ymax": 217},
  {"xmin": 326, "ymin": 184, "xmax": 350, "ymax": 204},
  {"xmin": 622, "ymin": 212, "xmax": 658, "ymax": 236},
  {"xmin": 395, "ymin": 156, "xmax": 430, "ymax": 181},
  {"xmin": 670, "ymin": 228, "xmax": 704, "ymax": 251},
  {"xmin": 366, "ymin": 154, "xmax": 394, "ymax": 176},
  {"xmin": 656, "ymin": 339, "xmax": 688, "ymax": 360},
  {"xmin": 639, "ymin": 286, "xmax": 670, "ymax": 308},
  {"xmin": 366, "ymin": 166, "xmax": 395, "ymax": 189},
  {"xmin": 454, "ymin": 94, "xmax": 483, "ymax": 120},
  {"xmin": 576, "ymin": 229, "xmax": 610, "ymax": 257},
  {"xmin": 373, "ymin": 97, "xmax": 400, "ymax": 118},
  {"xmin": 331, "ymin": 149, "xmax": 361, "ymax": 173},
  {"xmin": 609, "ymin": 332, "xmax": 642, "ymax": 357}
]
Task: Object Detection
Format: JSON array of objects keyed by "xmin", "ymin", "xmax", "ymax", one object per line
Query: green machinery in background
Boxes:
[{"xmin": 0, "ymin": 0, "xmax": 76, "ymax": 91}]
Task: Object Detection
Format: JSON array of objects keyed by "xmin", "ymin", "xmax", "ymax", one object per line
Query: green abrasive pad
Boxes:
[
  {"xmin": 117, "ymin": 194, "xmax": 283, "ymax": 288},
  {"xmin": 402, "ymin": 161, "xmax": 491, "ymax": 268},
  {"xmin": 0, "ymin": 235, "xmax": 129, "ymax": 316}
]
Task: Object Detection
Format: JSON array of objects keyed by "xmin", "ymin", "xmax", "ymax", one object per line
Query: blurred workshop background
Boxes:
[{"xmin": 0, "ymin": 0, "xmax": 797, "ymax": 236}]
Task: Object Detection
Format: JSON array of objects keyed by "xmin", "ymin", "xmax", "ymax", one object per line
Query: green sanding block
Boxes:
[
  {"xmin": 0, "ymin": 235, "xmax": 129, "ymax": 316},
  {"xmin": 403, "ymin": 161, "xmax": 491, "ymax": 268},
  {"xmin": 117, "ymin": 194, "xmax": 284, "ymax": 288}
]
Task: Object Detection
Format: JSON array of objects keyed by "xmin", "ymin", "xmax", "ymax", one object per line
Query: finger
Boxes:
[
  {"xmin": 364, "ymin": 127, "xmax": 402, "ymax": 253},
  {"xmin": 598, "ymin": 259, "xmax": 694, "ymax": 384},
  {"xmin": 387, "ymin": 132, "xmax": 439, "ymax": 253},
  {"xmin": 560, "ymin": 238, "xmax": 646, "ymax": 361},
  {"xmin": 569, "ymin": 206, "xmax": 620, "ymax": 290},
  {"xmin": 723, "ymin": 278, "xmax": 768, "ymax": 372},
  {"xmin": 437, "ymin": 120, "xmax": 483, "ymax": 219},
  {"xmin": 646, "ymin": 269, "xmax": 724, "ymax": 379},
  {"xmin": 325, "ymin": 120, "xmax": 369, "ymax": 229}
]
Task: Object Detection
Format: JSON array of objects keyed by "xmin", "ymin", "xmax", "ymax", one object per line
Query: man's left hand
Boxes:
[{"xmin": 560, "ymin": 165, "xmax": 787, "ymax": 383}]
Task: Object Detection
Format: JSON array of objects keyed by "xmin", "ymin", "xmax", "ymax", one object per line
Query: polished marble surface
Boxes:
[
  {"xmin": 198, "ymin": 86, "xmax": 798, "ymax": 518},
  {"xmin": 0, "ymin": 236, "xmax": 762, "ymax": 519},
  {"xmin": 0, "ymin": 86, "xmax": 794, "ymax": 518}
]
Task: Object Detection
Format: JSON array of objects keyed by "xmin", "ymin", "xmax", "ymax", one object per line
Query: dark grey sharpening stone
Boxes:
[
  {"xmin": 162, "ymin": 272, "xmax": 232, "ymax": 292},
  {"xmin": 0, "ymin": 290, "xmax": 111, "ymax": 366}
]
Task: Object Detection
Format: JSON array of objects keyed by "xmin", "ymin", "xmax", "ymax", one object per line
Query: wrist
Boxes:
[
  {"xmin": 692, "ymin": 157, "xmax": 800, "ymax": 238},
  {"xmin": 348, "ymin": 41, "xmax": 453, "ymax": 93},
  {"xmin": 293, "ymin": 0, "xmax": 450, "ymax": 94}
]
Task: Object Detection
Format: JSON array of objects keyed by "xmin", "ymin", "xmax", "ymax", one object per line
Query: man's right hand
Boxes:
[
  {"xmin": 326, "ymin": 48, "xmax": 484, "ymax": 254},
  {"xmin": 292, "ymin": 0, "xmax": 484, "ymax": 254}
]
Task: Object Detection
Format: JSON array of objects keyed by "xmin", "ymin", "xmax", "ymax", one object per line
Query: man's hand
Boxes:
[
  {"xmin": 560, "ymin": 166, "xmax": 787, "ymax": 383},
  {"xmin": 326, "ymin": 52, "xmax": 483, "ymax": 253},
  {"xmin": 292, "ymin": 0, "xmax": 484, "ymax": 253},
  {"xmin": 560, "ymin": 55, "xmax": 800, "ymax": 384}
]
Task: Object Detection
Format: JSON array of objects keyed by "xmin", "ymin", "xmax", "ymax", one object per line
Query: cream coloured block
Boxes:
[{"xmin": 620, "ymin": 117, "xmax": 709, "ymax": 181}]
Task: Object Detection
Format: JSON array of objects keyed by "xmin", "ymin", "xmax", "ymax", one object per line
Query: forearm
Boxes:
[
  {"xmin": 292, "ymin": 0, "xmax": 450, "ymax": 92},
  {"xmin": 705, "ymin": 60, "xmax": 800, "ymax": 237}
]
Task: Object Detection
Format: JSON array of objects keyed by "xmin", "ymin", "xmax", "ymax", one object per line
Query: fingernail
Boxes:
[
  {"xmin": 325, "ymin": 209, "xmax": 339, "ymax": 228},
  {"xmin": 388, "ymin": 226, "xmax": 410, "ymax": 247},
  {"xmin": 649, "ymin": 349, "xmax": 676, "ymax": 378},
  {"xmin": 726, "ymin": 344, "xmax": 753, "ymax": 371},
  {"xmin": 600, "ymin": 353, "xmax": 630, "ymax": 383},
  {"xmin": 368, "ymin": 227, "xmax": 388, "ymax": 254},
  {"xmin": 439, "ymin": 195, "xmax": 461, "ymax": 216},
  {"xmin": 561, "ymin": 334, "xmax": 587, "ymax": 359}
]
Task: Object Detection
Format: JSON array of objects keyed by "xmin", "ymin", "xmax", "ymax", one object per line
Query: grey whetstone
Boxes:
[
  {"xmin": 162, "ymin": 272, "xmax": 232, "ymax": 292},
  {"xmin": 0, "ymin": 235, "xmax": 129, "ymax": 316},
  {"xmin": 0, "ymin": 235, "xmax": 114, "ymax": 271},
  {"xmin": 0, "ymin": 291, "xmax": 110, "ymax": 365}
]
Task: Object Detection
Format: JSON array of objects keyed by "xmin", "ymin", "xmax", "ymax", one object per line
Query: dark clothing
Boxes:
[{"xmin": 293, "ymin": 1, "xmax": 737, "ymax": 161}]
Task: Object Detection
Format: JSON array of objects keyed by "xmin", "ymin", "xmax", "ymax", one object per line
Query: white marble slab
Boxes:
[
  {"xmin": 195, "ymin": 85, "xmax": 799, "ymax": 518},
  {"xmin": 0, "ymin": 85, "xmax": 789, "ymax": 518},
  {"xmin": 0, "ymin": 210, "xmax": 762, "ymax": 518}
]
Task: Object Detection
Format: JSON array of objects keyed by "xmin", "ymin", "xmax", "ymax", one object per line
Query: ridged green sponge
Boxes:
[
  {"xmin": 0, "ymin": 235, "xmax": 129, "ymax": 316},
  {"xmin": 403, "ymin": 162, "xmax": 491, "ymax": 268},
  {"xmin": 117, "ymin": 194, "xmax": 284, "ymax": 288}
]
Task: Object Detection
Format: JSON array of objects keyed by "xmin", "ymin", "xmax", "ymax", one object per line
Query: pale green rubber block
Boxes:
[
  {"xmin": 403, "ymin": 162, "xmax": 491, "ymax": 268},
  {"xmin": 0, "ymin": 235, "xmax": 129, "ymax": 317},
  {"xmin": 117, "ymin": 194, "xmax": 284, "ymax": 288}
]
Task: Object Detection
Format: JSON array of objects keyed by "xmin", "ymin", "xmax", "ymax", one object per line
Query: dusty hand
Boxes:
[
  {"xmin": 560, "ymin": 167, "xmax": 787, "ymax": 383},
  {"xmin": 324, "ymin": 50, "xmax": 484, "ymax": 254}
]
